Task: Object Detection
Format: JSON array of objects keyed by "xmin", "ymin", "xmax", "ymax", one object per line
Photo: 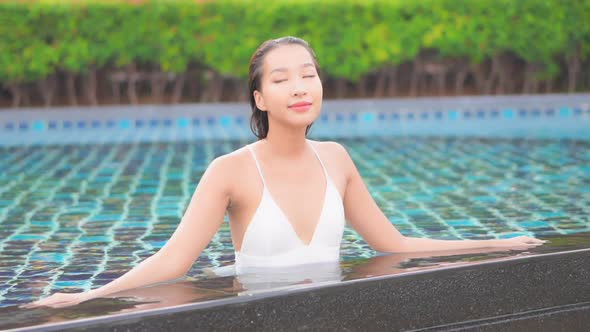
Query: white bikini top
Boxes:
[{"xmin": 234, "ymin": 140, "xmax": 346, "ymax": 274}]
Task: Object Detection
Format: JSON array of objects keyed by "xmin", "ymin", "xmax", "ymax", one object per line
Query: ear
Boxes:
[{"xmin": 253, "ymin": 90, "xmax": 267, "ymax": 111}]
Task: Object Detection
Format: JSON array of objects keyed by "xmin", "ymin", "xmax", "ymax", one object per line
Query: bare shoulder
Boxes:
[
  {"xmin": 310, "ymin": 140, "xmax": 351, "ymax": 161},
  {"xmin": 199, "ymin": 145, "xmax": 253, "ymax": 191},
  {"xmin": 197, "ymin": 144, "xmax": 259, "ymax": 209},
  {"xmin": 207, "ymin": 145, "xmax": 252, "ymax": 175},
  {"xmin": 309, "ymin": 140, "xmax": 355, "ymax": 178}
]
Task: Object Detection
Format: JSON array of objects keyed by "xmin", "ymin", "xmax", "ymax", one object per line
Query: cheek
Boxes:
[
  {"xmin": 266, "ymin": 82, "xmax": 288, "ymax": 96},
  {"xmin": 262, "ymin": 85, "xmax": 288, "ymax": 109},
  {"xmin": 312, "ymin": 79, "xmax": 323, "ymax": 96}
]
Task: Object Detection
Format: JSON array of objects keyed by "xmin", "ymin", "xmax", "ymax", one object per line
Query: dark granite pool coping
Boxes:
[{"xmin": 14, "ymin": 247, "xmax": 590, "ymax": 331}]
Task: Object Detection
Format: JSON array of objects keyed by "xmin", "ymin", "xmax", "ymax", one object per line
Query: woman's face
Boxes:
[{"xmin": 253, "ymin": 44, "xmax": 323, "ymax": 130}]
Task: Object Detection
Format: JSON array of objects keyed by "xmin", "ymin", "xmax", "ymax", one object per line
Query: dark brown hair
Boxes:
[{"xmin": 248, "ymin": 36, "xmax": 321, "ymax": 139}]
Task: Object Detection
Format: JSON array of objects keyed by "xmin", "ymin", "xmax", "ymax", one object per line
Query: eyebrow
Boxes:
[{"xmin": 269, "ymin": 63, "xmax": 315, "ymax": 74}]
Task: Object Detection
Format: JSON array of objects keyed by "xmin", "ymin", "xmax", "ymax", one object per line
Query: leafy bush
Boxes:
[{"xmin": 0, "ymin": 0, "xmax": 588, "ymax": 105}]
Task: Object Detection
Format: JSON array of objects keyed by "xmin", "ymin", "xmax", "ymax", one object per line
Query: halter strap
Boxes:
[
  {"xmin": 247, "ymin": 141, "xmax": 328, "ymax": 187},
  {"xmin": 307, "ymin": 140, "xmax": 329, "ymax": 179},
  {"xmin": 247, "ymin": 144, "xmax": 267, "ymax": 187}
]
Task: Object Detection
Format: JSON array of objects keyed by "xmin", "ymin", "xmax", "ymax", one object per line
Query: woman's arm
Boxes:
[
  {"xmin": 24, "ymin": 155, "xmax": 235, "ymax": 308},
  {"xmin": 334, "ymin": 143, "xmax": 545, "ymax": 253}
]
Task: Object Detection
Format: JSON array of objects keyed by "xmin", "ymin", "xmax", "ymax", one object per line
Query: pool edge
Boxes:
[{"xmin": 13, "ymin": 247, "xmax": 590, "ymax": 331}]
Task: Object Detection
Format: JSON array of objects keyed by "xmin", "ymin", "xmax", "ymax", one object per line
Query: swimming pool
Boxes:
[{"xmin": 0, "ymin": 94, "xmax": 589, "ymax": 330}]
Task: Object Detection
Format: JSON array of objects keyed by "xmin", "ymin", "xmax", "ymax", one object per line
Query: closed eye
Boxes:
[{"xmin": 273, "ymin": 75, "xmax": 315, "ymax": 83}]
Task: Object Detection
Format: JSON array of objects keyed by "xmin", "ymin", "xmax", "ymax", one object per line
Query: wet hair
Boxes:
[{"xmin": 248, "ymin": 36, "xmax": 321, "ymax": 139}]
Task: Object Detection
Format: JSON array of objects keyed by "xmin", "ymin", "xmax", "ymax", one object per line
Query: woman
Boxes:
[{"xmin": 26, "ymin": 36, "xmax": 544, "ymax": 308}]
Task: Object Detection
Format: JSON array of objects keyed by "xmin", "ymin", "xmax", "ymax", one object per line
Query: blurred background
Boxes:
[
  {"xmin": 1, "ymin": 2, "xmax": 590, "ymax": 327},
  {"xmin": 1, "ymin": 0, "xmax": 589, "ymax": 108}
]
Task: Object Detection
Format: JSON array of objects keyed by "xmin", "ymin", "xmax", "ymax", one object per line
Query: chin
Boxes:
[
  {"xmin": 287, "ymin": 115, "xmax": 316, "ymax": 130},
  {"xmin": 298, "ymin": 111, "xmax": 320, "ymax": 123}
]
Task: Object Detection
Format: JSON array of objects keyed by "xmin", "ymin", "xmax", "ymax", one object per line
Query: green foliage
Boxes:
[{"xmin": 0, "ymin": 0, "xmax": 588, "ymax": 84}]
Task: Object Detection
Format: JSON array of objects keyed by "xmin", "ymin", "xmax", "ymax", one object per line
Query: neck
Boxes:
[{"xmin": 261, "ymin": 121, "xmax": 309, "ymax": 159}]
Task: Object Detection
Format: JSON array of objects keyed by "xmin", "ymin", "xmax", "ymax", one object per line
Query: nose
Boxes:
[{"xmin": 291, "ymin": 77, "xmax": 308, "ymax": 97}]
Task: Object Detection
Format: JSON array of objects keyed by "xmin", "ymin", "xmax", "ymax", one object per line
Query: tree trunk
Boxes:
[
  {"xmin": 496, "ymin": 68, "xmax": 507, "ymax": 94},
  {"xmin": 358, "ymin": 75, "xmax": 368, "ymax": 98},
  {"xmin": 496, "ymin": 55, "xmax": 517, "ymax": 94},
  {"xmin": 149, "ymin": 69, "xmax": 167, "ymax": 103},
  {"xmin": 199, "ymin": 70, "xmax": 212, "ymax": 102},
  {"xmin": 65, "ymin": 71, "xmax": 78, "ymax": 106},
  {"xmin": 126, "ymin": 63, "xmax": 139, "ymax": 105},
  {"xmin": 109, "ymin": 70, "xmax": 124, "ymax": 104},
  {"xmin": 335, "ymin": 78, "xmax": 346, "ymax": 98},
  {"xmin": 386, "ymin": 66, "xmax": 398, "ymax": 97},
  {"xmin": 455, "ymin": 66, "xmax": 469, "ymax": 95},
  {"xmin": 436, "ymin": 70, "xmax": 446, "ymax": 96},
  {"xmin": 485, "ymin": 55, "xmax": 501, "ymax": 94},
  {"xmin": 523, "ymin": 62, "xmax": 540, "ymax": 94},
  {"xmin": 374, "ymin": 69, "xmax": 386, "ymax": 98},
  {"xmin": 171, "ymin": 73, "xmax": 186, "ymax": 104},
  {"xmin": 522, "ymin": 64, "xmax": 531, "ymax": 94},
  {"xmin": 201, "ymin": 70, "xmax": 224, "ymax": 102},
  {"xmin": 410, "ymin": 59, "xmax": 421, "ymax": 96},
  {"xmin": 211, "ymin": 72, "xmax": 223, "ymax": 102},
  {"xmin": 470, "ymin": 63, "xmax": 487, "ymax": 94},
  {"xmin": 37, "ymin": 75, "xmax": 56, "ymax": 107},
  {"xmin": 189, "ymin": 76, "xmax": 200, "ymax": 101},
  {"xmin": 545, "ymin": 78, "xmax": 553, "ymax": 93},
  {"xmin": 84, "ymin": 66, "xmax": 98, "ymax": 105},
  {"xmin": 236, "ymin": 78, "xmax": 248, "ymax": 102},
  {"xmin": 22, "ymin": 84, "xmax": 32, "ymax": 106},
  {"xmin": 7, "ymin": 83, "xmax": 21, "ymax": 107},
  {"xmin": 566, "ymin": 50, "xmax": 580, "ymax": 93}
]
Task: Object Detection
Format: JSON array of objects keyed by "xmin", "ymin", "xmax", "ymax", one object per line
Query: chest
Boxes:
[{"xmin": 229, "ymin": 159, "xmax": 346, "ymax": 244}]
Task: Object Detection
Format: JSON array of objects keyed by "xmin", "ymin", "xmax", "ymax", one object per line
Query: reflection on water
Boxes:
[
  {"xmin": 0, "ymin": 298, "xmax": 152, "ymax": 331},
  {"xmin": 2, "ymin": 232, "xmax": 589, "ymax": 331}
]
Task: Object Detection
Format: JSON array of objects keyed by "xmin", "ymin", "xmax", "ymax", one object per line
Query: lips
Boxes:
[
  {"xmin": 288, "ymin": 101, "xmax": 313, "ymax": 113},
  {"xmin": 289, "ymin": 101, "xmax": 312, "ymax": 108}
]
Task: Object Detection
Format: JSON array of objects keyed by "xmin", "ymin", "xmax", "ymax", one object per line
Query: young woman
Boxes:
[{"xmin": 26, "ymin": 36, "xmax": 545, "ymax": 308}]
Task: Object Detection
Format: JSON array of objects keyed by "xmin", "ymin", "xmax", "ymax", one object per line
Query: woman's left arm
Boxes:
[{"xmin": 334, "ymin": 143, "xmax": 545, "ymax": 253}]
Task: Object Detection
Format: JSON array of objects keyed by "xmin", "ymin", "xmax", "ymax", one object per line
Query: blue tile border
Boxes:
[
  {"xmin": 1, "ymin": 95, "xmax": 589, "ymax": 144},
  {"xmin": 1, "ymin": 108, "xmax": 588, "ymax": 131}
]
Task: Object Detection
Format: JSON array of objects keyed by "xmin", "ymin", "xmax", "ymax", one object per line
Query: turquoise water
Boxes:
[{"xmin": 0, "ymin": 134, "xmax": 589, "ymax": 307}]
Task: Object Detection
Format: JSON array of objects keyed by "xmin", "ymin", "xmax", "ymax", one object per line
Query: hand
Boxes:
[
  {"xmin": 495, "ymin": 236, "xmax": 547, "ymax": 248},
  {"xmin": 20, "ymin": 291, "xmax": 94, "ymax": 309}
]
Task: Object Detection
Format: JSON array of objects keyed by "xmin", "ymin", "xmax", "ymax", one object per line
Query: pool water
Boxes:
[{"xmin": 1, "ymin": 135, "xmax": 589, "ymax": 308}]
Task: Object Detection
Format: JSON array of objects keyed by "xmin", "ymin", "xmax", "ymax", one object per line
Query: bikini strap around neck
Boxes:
[
  {"xmin": 247, "ymin": 144, "xmax": 267, "ymax": 187},
  {"xmin": 307, "ymin": 140, "xmax": 329, "ymax": 178},
  {"xmin": 248, "ymin": 141, "xmax": 327, "ymax": 186}
]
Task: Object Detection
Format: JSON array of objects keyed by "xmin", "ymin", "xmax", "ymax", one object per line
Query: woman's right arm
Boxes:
[{"xmin": 24, "ymin": 155, "xmax": 235, "ymax": 308}]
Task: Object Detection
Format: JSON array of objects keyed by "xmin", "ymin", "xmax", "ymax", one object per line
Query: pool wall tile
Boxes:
[
  {"xmin": 177, "ymin": 118, "xmax": 189, "ymax": 128},
  {"xmin": 0, "ymin": 95, "xmax": 589, "ymax": 145},
  {"xmin": 560, "ymin": 107, "xmax": 571, "ymax": 117},
  {"xmin": 32, "ymin": 121, "xmax": 45, "ymax": 131},
  {"xmin": 220, "ymin": 116, "xmax": 232, "ymax": 127}
]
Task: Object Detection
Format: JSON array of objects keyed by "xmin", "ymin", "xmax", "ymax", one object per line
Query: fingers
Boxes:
[
  {"xmin": 494, "ymin": 236, "xmax": 547, "ymax": 249},
  {"xmin": 20, "ymin": 293, "xmax": 74, "ymax": 309},
  {"xmin": 510, "ymin": 236, "xmax": 546, "ymax": 244},
  {"xmin": 47, "ymin": 301, "xmax": 79, "ymax": 309},
  {"xmin": 20, "ymin": 299, "xmax": 57, "ymax": 309},
  {"xmin": 20, "ymin": 298, "xmax": 50, "ymax": 309},
  {"xmin": 520, "ymin": 237, "xmax": 547, "ymax": 244},
  {"xmin": 23, "ymin": 299, "xmax": 73, "ymax": 309},
  {"xmin": 20, "ymin": 292, "xmax": 92, "ymax": 309}
]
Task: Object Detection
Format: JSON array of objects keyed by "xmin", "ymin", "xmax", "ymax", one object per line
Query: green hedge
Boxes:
[{"xmin": 0, "ymin": 0, "xmax": 589, "ymax": 85}]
